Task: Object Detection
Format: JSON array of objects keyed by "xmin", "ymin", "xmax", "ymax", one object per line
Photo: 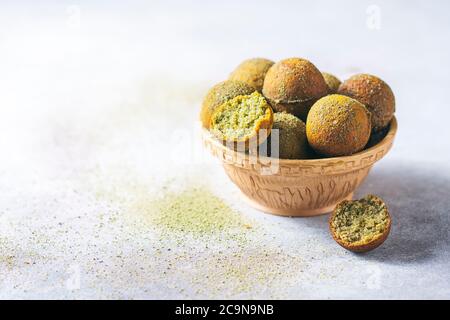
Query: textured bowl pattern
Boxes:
[{"xmin": 203, "ymin": 117, "xmax": 397, "ymax": 216}]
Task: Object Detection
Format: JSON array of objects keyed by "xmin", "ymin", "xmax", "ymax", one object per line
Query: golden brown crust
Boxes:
[
  {"xmin": 200, "ymin": 80, "xmax": 255, "ymax": 128},
  {"xmin": 338, "ymin": 74, "xmax": 395, "ymax": 132},
  {"xmin": 329, "ymin": 195, "xmax": 391, "ymax": 253},
  {"xmin": 270, "ymin": 112, "xmax": 309, "ymax": 159},
  {"xmin": 229, "ymin": 58, "xmax": 274, "ymax": 92},
  {"xmin": 263, "ymin": 98, "xmax": 316, "ymax": 121},
  {"xmin": 306, "ymin": 94, "xmax": 372, "ymax": 157},
  {"xmin": 322, "ymin": 72, "xmax": 341, "ymax": 93},
  {"xmin": 262, "ymin": 58, "xmax": 328, "ymax": 119}
]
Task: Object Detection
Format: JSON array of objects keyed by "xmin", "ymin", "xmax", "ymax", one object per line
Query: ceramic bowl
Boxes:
[{"xmin": 202, "ymin": 117, "xmax": 397, "ymax": 216}]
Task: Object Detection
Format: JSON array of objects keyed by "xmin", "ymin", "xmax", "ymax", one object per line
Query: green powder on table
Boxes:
[{"xmin": 152, "ymin": 187, "xmax": 251, "ymax": 237}]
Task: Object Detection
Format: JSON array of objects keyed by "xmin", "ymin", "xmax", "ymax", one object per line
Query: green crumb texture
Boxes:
[
  {"xmin": 211, "ymin": 91, "xmax": 270, "ymax": 140},
  {"xmin": 153, "ymin": 187, "xmax": 249, "ymax": 236},
  {"xmin": 200, "ymin": 80, "xmax": 255, "ymax": 128},
  {"xmin": 331, "ymin": 195, "xmax": 389, "ymax": 245}
]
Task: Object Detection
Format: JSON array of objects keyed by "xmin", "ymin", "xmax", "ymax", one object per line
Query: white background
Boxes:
[{"xmin": 0, "ymin": 0, "xmax": 449, "ymax": 299}]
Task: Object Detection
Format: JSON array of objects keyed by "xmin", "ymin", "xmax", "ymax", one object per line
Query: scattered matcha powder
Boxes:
[{"xmin": 152, "ymin": 187, "xmax": 250, "ymax": 237}]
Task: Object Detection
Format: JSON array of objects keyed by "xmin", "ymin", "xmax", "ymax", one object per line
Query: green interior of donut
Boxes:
[
  {"xmin": 211, "ymin": 91, "xmax": 268, "ymax": 140},
  {"xmin": 331, "ymin": 195, "xmax": 389, "ymax": 244}
]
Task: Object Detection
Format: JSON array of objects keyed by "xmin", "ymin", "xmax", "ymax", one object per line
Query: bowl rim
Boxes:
[{"xmin": 203, "ymin": 116, "xmax": 398, "ymax": 165}]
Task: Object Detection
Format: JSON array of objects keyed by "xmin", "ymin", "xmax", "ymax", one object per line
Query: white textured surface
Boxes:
[{"xmin": 0, "ymin": 0, "xmax": 449, "ymax": 299}]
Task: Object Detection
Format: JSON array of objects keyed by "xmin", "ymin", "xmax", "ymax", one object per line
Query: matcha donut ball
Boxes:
[
  {"xmin": 330, "ymin": 194, "xmax": 391, "ymax": 252},
  {"xmin": 210, "ymin": 91, "xmax": 273, "ymax": 151},
  {"xmin": 270, "ymin": 112, "xmax": 309, "ymax": 159},
  {"xmin": 262, "ymin": 58, "xmax": 329, "ymax": 121},
  {"xmin": 338, "ymin": 74, "xmax": 395, "ymax": 132},
  {"xmin": 322, "ymin": 72, "xmax": 341, "ymax": 93},
  {"xmin": 306, "ymin": 94, "xmax": 371, "ymax": 157},
  {"xmin": 200, "ymin": 80, "xmax": 255, "ymax": 128},
  {"xmin": 229, "ymin": 58, "xmax": 274, "ymax": 92}
]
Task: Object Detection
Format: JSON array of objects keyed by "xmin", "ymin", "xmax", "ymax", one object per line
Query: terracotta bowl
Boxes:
[{"xmin": 202, "ymin": 117, "xmax": 397, "ymax": 217}]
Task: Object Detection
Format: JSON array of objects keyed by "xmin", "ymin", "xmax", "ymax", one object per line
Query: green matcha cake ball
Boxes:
[
  {"xmin": 229, "ymin": 58, "xmax": 274, "ymax": 92},
  {"xmin": 262, "ymin": 58, "xmax": 329, "ymax": 121},
  {"xmin": 200, "ymin": 80, "xmax": 255, "ymax": 128},
  {"xmin": 210, "ymin": 91, "xmax": 273, "ymax": 151},
  {"xmin": 306, "ymin": 94, "xmax": 371, "ymax": 157},
  {"xmin": 270, "ymin": 112, "xmax": 309, "ymax": 159},
  {"xmin": 322, "ymin": 72, "xmax": 341, "ymax": 93},
  {"xmin": 338, "ymin": 74, "xmax": 395, "ymax": 132},
  {"xmin": 330, "ymin": 194, "xmax": 391, "ymax": 252}
]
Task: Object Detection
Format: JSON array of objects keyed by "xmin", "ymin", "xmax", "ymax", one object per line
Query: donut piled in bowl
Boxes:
[{"xmin": 200, "ymin": 57, "xmax": 395, "ymax": 160}]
